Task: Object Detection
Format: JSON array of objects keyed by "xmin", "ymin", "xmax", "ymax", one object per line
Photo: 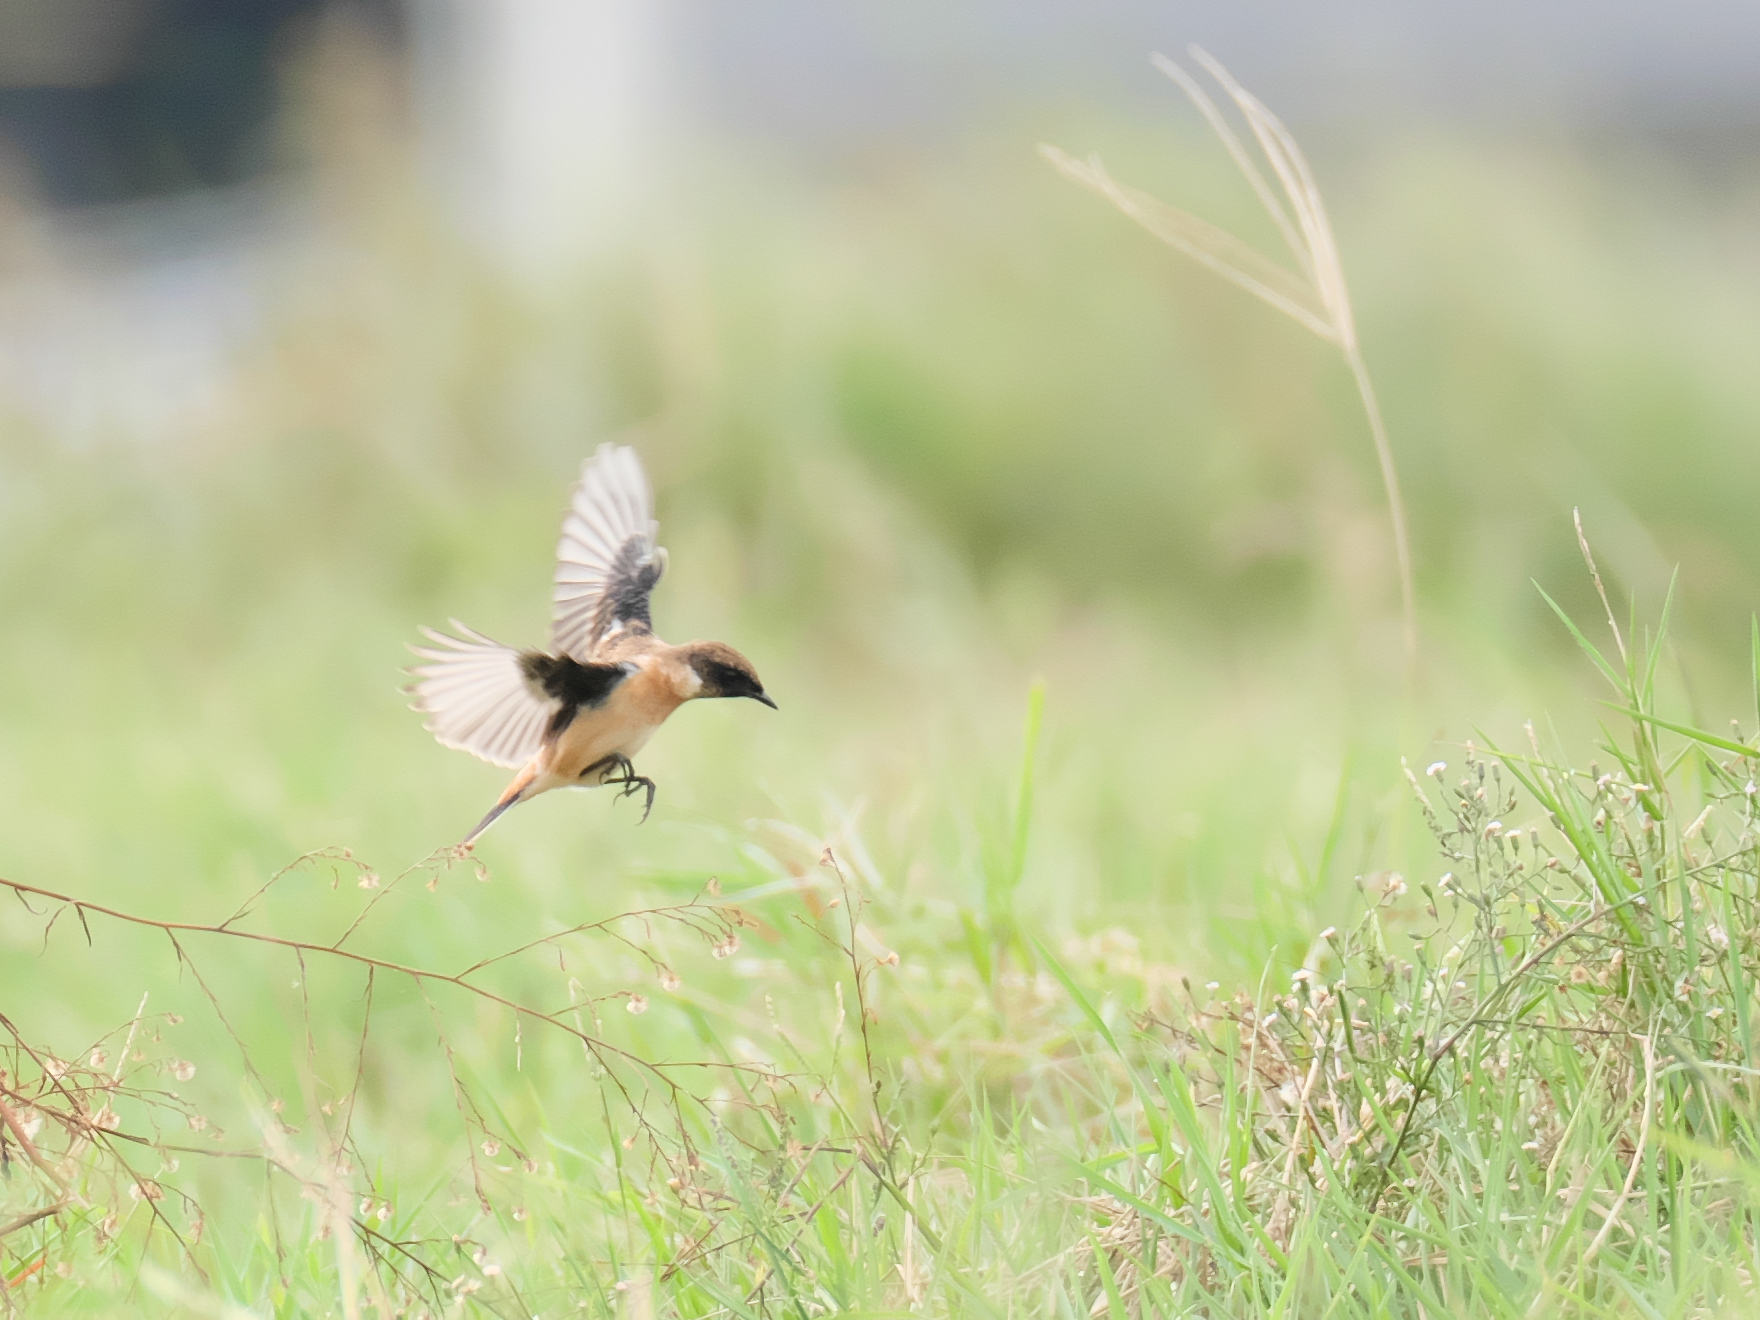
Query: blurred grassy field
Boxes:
[{"xmin": 3, "ymin": 53, "xmax": 1760, "ymax": 1313}]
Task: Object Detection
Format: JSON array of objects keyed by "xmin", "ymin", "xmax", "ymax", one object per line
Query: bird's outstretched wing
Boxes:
[
  {"xmin": 406, "ymin": 623, "xmax": 555, "ymax": 769},
  {"xmin": 552, "ymin": 444, "xmax": 666, "ymax": 660}
]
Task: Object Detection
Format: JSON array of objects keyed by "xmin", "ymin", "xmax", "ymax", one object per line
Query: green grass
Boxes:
[{"xmin": 6, "ymin": 51, "xmax": 1760, "ymax": 1315}]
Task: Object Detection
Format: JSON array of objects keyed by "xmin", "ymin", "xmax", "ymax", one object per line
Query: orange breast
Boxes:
[{"xmin": 542, "ymin": 661, "xmax": 688, "ymax": 781}]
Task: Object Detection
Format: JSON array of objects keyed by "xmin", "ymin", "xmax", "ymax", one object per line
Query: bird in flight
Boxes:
[{"xmin": 408, "ymin": 444, "xmax": 775, "ymax": 846}]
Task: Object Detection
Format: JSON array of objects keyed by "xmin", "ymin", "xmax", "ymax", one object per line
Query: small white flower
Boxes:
[
  {"xmin": 625, "ymin": 995, "xmax": 649, "ymax": 1015},
  {"xmin": 1426, "ymin": 761, "xmax": 1447, "ymax": 778}
]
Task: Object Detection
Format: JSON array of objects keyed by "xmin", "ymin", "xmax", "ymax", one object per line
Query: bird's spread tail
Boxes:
[{"xmin": 462, "ymin": 763, "xmax": 540, "ymax": 847}]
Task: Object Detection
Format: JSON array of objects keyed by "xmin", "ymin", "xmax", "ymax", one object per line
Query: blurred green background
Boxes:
[{"xmin": 2, "ymin": 2, "xmax": 1760, "ymax": 1299}]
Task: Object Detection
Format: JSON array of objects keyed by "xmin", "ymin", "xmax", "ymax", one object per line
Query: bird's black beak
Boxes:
[{"xmin": 752, "ymin": 692, "xmax": 778, "ymax": 709}]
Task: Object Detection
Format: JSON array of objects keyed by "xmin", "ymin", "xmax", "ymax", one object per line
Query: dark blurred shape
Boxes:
[{"xmin": 0, "ymin": 0, "xmax": 402, "ymax": 206}]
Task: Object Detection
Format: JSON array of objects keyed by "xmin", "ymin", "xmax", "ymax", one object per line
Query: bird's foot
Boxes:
[
  {"xmin": 591, "ymin": 754, "xmax": 657, "ymax": 824},
  {"xmin": 617, "ymin": 774, "xmax": 657, "ymax": 824}
]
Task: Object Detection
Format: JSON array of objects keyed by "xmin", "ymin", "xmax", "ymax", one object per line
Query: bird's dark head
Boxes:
[{"xmin": 680, "ymin": 641, "xmax": 776, "ymax": 708}]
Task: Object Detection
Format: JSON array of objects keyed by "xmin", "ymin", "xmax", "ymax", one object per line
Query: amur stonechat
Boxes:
[{"xmin": 408, "ymin": 444, "xmax": 774, "ymax": 845}]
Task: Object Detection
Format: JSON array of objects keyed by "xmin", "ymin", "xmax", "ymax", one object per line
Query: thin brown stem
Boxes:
[
  {"xmin": 0, "ymin": 1091, "xmax": 69, "ymax": 1195},
  {"xmin": 0, "ymin": 875, "xmax": 785, "ymax": 1119},
  {"xmin": 0, "ymin": 1202, "xmax": 66, "ymax": 1241}
]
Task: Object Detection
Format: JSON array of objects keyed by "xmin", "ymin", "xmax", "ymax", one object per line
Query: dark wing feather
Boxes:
[
  {"xmin": 552, "ymin": 444, "xmax": 666, "ymax": 660},
  {"xmin": 519, "ymin": 652, "xmax": 634, "ymax": 736}
]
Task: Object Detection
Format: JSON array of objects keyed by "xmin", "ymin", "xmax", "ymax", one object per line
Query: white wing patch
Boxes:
[
  {"xmin": 407, "ymin": 622, "xmax": 553, "ymax": 769},
  {"xmin": 552, "ymin": 444, "xmax": 665, "ymax": 660}
]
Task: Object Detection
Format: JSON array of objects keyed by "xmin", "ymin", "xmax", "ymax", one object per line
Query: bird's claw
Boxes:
[
  {"xmin": 619, "ymin": 776, "xmax": 657, "ymax": 824},
  {"xmin": 595, "ymin": 755, "xmax": 657, "ymax": 824}
]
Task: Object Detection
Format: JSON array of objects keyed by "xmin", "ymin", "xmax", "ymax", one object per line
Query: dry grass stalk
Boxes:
[
  {"xmin": 1040, "ymin": 46, "xmax": 1416, "ymax": 664},
  {"xmin": 1581, "ymin": 1032, "xmax": 1655, "ymax": 1265}
]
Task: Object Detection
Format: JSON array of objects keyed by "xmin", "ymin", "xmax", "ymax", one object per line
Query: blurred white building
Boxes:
[{"xmin": 413, "ymin": 0, "xmax": 670, "ymax": 280}]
